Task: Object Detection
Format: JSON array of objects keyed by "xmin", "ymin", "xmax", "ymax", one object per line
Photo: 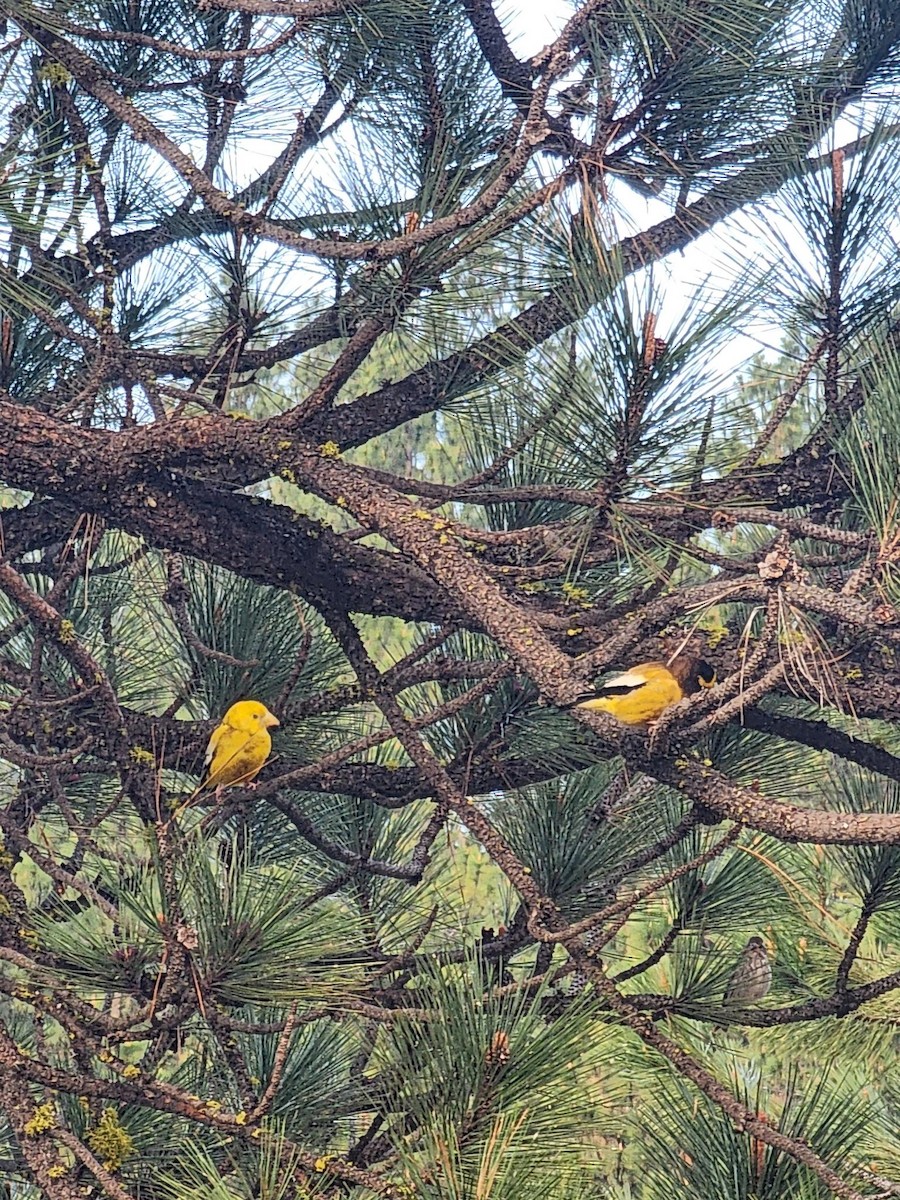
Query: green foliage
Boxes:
[
  {"xmin": 3, "ymin": 0, "xmax": 900, "ymax": 1197},
  {"xmin": 153, "ymin": 1127, "xmax": 329, "ymax": 1200},
  {"xmin": 635, "ymin": 1069, "xmax": 872, "ymax": 1199},
  {"xmin": 180, "ymin": 561, "xmax": 347, "ymax": 718},
  {"xmin": 375, "ymin": 960, "xmax": 623, "ymax": 1199}
]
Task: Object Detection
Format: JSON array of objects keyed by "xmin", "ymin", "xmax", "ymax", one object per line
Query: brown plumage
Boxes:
[{"xmin": 723, "ymin": 936, "xmax": 772, "ymax": 1005}]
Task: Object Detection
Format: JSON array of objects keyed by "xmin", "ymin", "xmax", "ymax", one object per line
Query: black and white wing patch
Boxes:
[{"xmin": 598, "ymin": 670, "xmax": 650, "ymax": 698}]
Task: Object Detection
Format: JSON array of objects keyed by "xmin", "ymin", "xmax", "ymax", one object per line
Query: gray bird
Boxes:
[{"xmin": 723, "ymin": 936, "xmax": 771, "ymax": 1004}]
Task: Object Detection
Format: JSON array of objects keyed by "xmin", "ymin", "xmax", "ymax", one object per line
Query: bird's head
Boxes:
[
  {"xmin": 696, "ymin": 660, "xmax": 716, "ymax": 689},
  {"xmin": 670, "ymin": 655, "xmax": 716, "ymax": 695},
  {"xmin": 224, "ymin": 700, "xmax": 280, "ymax": 732}
]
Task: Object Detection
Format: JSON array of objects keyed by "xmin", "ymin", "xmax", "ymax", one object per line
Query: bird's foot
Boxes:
[
  {"xmin": 646, "ymin": 703, "xmax": 688, "ymax": 754},
  {"xmin": 647, "ymin": 721, "xmax": 670, "ymax": 755}
]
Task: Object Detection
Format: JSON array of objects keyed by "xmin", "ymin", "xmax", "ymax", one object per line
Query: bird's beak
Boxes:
[
  {"xmin": 265, "ymin": 712, "xmax": 280, "ymax": 728},
  {"xmin": 569, "ymin": 693, "xmax": 604, "ymax": 710}
]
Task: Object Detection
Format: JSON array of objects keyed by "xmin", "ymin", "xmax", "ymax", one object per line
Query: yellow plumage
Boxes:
[
  {"xmin": 576, "ymin": 656, "xmax": 715, "ymax": 726},
  {"xmin": 201, "ymin": 699, "xmax": 280, "ymax": 794}
]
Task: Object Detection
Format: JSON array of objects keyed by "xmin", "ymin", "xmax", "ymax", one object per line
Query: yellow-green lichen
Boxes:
[
  {"xmin": 318, "ymin": 441, "xmax": 341, "ymax": 458},
  {"xmin": 86, "ymin": 1108, "xmax": 133, "ymax": 1173},
  {"xmin": 24, "ymin": 1103, "xmax": 56, "ymax": 1137},
  {"xmin": 561, "ymin": 581, "xmax": 592, "ymax": 608},
  {"xmin": 39, "ymin": 62, "xmax": 71, "ymax": 85}
]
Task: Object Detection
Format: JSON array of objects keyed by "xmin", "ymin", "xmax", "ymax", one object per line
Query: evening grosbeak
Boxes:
[
  {"xmin": 200, "ymin": 699, "xmax": 279, "ymax": 799},
  {"xmin": 575, "ymin": 655, "xmax": 716, "ymax": 725}
]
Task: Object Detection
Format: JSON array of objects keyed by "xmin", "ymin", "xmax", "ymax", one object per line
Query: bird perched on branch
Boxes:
[
  {"xmin": 200, "ymin": 699, "xmax": 280, "ymax": 799},
  {"xmin": 723, "ymin": 936, "xmax": 771, "ymax": 1005},
  {"xmin": 574, "ymin": 655, "xmax": 716, "ymax": 725}
]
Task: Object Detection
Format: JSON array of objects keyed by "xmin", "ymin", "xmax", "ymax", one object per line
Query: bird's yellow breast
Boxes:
[
  {"xmin": 203, "ymin": 725, "xmax": 272, "ymax": 790},
  {"xmin": 578, "ymin": 663, "xmax": 685, "ymax": 725}
]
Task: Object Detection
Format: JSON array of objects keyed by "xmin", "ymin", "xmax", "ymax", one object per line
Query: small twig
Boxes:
[
  {"xmin": 270, "ymin": 795, "xmax": 423, "ymax": 880},
  {"xmin": 407, "ymin": 801, "xmax": 451, "ymax": 879},
  {"xmin": 276, "ymin": 600, "xmax": 312, "ymax": 710},
  {"xmin": 611, "ymin": 924, "xmax": 681, "ymax": 983},
  {"xmin": 683, "ymin": 660, "xmax": 786, "ymax": 737},
  {"xmin": 249, "ymin": 1001, "xmax": 299, "ymax": 1122},
  {"xmin": 600, "ymin": 809, "xmax": 703, "ymax": 896},
  {"xmin": 164, "ymin": 554, "xmax": 260, "ymax": 668},
  {"xmin": 527, "ymin": 824, "xmax": 742, "ymax": 946},
  {"xmin": 372, "ymin": 906, "xmax": 440, "ymax": 980},
  {"xmin": 739, "ymin": 338, "xmax": 826, "ymax": 469},
  {"xmin": 835, "ymin": 887, "xmax": 878, "ymax": 992}
]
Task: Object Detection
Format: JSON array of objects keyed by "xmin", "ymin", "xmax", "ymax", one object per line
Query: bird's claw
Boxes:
[{"xmin": 647, "ymin": 721, "xmax": 670, "ymax": 755}]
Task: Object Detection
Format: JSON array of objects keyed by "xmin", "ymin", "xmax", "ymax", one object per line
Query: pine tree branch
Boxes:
[
  {"xmin": 46, "ymin": 12, "xmax": 304, "ymax": 60},
  {"xmin": 739, "ymin": 709, "xmax": 900, "ymax": 787},
  {"xmin": 835, "ymin": 888, "xmax": 879, "ymax": 993},
  {"xmin": 578, "ymin": 968, "xmax": 872, "ymax": 1200},
  {"xmin": 459, "ymin": 0, "xmax": 533, "ymax": 112},
  {"xmin": 610, "ymin": 924, "xmax": 682, "ymax": 984},
  {"xmin": 53, "ymin": 1129, "xmax": 138, "ymax": 1200},
  {"xmin": 647, "ymin": 963, "xmax": 900, "ymax": 1028}
]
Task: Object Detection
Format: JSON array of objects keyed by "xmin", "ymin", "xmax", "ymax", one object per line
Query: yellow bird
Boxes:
[
  {"xmin": 200, "ymin": 699, "xmax": 280, "ymax": 798},
  {"xmin": 575, "ymin": 655, "xmax": 716, "ymax": 726}
]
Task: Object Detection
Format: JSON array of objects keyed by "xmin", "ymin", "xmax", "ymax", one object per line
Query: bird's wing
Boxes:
[
  {"xmin": 204, "ymin": 722, "xmax": 256, "ymax": 786},
  {"xmin": 205, "ymin": 724, "xmax": 265, "ymax": 789},
  {"xmin": 599, "ymin": 669, "xmax": 650, "ymax": 696},
  {"xmin": 203, "ymin": 722, "xmax": 228, "ymax": 773},
  {"xmin": 723, "ymin": 964, "xmax": 742, "ymax": 999}
]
